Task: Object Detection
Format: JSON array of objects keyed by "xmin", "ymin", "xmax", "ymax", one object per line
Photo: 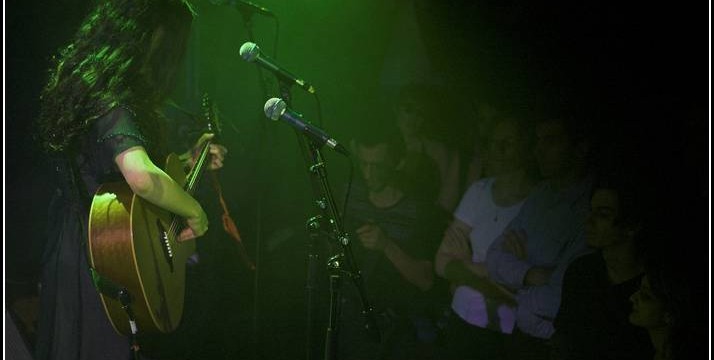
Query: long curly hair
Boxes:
[{"xmin": 36, "ymin": 0, "xmax": 195, "ymax": 154}]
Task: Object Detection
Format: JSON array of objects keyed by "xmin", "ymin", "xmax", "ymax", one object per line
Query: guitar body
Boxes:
[{"xmin": 88, "ymin": 153, "xmax": 195, "ymax": 335}]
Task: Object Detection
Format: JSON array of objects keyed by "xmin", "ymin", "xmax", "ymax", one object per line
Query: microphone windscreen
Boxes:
[
  {"xmin": 264, "ymin": 98, "xmax": 287, "ymax": 121},
  {"xmin": 239, "ymin": 42, "xmax": 260, "ymax": 62}
]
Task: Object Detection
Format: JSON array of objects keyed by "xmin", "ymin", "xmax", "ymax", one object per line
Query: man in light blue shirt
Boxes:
[{"xmin": 487, "ymin": 116, "xmax": 593, "ymax": 359}]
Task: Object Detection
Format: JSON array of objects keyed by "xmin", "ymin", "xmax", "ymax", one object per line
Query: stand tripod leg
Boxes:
[
  {"xmin": 89, "ymin": 269, "xmax": 142, "ymax": 360},
  {"xmin": 118, "ymin": 290, "xmax": 141, "ymax": 360},
  {"xmin": 306, "ymin": 218, "xmax": 322, "ymax": 360},
  {"xmin": 324, "ymin": 272, "xmax": 343, "ymax": 360}
]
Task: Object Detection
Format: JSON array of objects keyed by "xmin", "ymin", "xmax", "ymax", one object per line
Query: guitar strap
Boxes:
[{"xmin": 209, "ymin": 171, "xmax": 255, "ymax": 270}]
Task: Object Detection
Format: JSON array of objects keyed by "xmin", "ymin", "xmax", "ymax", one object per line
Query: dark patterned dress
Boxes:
[{"xmin": 35, "ymin": 107, "xmax": 149, "ymax": 360}]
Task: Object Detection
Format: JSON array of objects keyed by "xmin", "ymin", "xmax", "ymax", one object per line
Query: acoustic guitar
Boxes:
[{"xmin": 87, "ymin": 95, "xmax": 220, "ymax": 335}]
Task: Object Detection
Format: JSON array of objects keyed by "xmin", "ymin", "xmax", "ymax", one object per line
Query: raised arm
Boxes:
[{"xmin": 115, "ymin": 145, "xmax": 208, "ymax": 241}]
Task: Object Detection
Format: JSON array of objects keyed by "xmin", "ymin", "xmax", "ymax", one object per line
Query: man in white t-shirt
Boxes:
[{"xmin": 435, "ymin": 117, "xmax": 535, "ymax": 360}]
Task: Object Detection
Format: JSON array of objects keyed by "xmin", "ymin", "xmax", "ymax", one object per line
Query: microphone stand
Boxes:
[
  {"xmin": 278, "ymin": 83, "xmax": 322, "ymax": 360},
  {"xmin": 277, "ymin": 82, "xmax": 380, "ymax": 360},
  {"xmin": 238, "ymin": 9, "xmax": 269, "ymax": 360},
  {"xmin": 306, "ymin": 137, "xmax": 381, "ymax": 360}
]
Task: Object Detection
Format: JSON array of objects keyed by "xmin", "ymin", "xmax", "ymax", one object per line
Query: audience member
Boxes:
[
  {"xmin": 629, "ymin": 223, "xmax": 706, "ymax": 360},
  {"xmin": 338, "ymin": 125, "xmax": 446, "ymax": 360},
  {"xmin": 552, "ymin": 171, "xmax": 654, "ymax": 360},
  {"xmin": 434, "ymin": 114, "xmax": 536, "ymax": 359},
  {"xmin": 393, "ymin": 83, "xmax": 462, "ymax": 213},
  {"xmin": 486, "ymin": 115, "xmax": 593, "ymax": 360}
]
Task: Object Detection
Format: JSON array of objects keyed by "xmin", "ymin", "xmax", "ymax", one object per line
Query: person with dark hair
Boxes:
[
  {"xmin": 552, "ymin": 172, "xmax": 654, "ymax": 360},
  {"xmin": 629, "ymin": 228, "xmax": 705, "ymax": 360},
  {"xmin": 394, "ymin": 83, "xmax": 462, "ymax": 213},
  {"xmin": 338, "ymin": 124, "xmax": 446, "ymax": 360},
  {"xmin": 434, "ymin": 115, "xmax": 536, "ymax": 360},
  {"xmin": 486, "ymin": 115, "xmax": 593, "ymax": 360},
  {"xmin": 34, "ymin": 1, "xmax": 226, "ymax": 359}
]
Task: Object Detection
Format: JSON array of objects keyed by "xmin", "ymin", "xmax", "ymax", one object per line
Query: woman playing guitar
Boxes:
[{"xmin": 34, "ymin": 1, "xmax": 226, "ymax": 359}]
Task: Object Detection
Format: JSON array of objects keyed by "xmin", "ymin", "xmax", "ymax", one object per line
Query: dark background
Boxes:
[{"xmin": 4, "ymin": 1, "xmax": 709, "ymax": 359}]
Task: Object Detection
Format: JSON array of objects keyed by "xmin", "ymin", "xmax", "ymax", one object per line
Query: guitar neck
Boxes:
[
  {"xmin": 184, "ymin": 93, "xmax": 220, "ymax": 195},
  {"xmin": 184, "ymin": 140, "xmax": 212, "ymax": 195}
]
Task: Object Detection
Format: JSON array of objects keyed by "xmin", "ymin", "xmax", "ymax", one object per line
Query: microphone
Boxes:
[
  {"xmin": 240, "ymin": 42, "xmax": 316, "ymax": 94},
  {"xmin": 208, "ymin": 0, "xmax": 274, "ymax": 17},
  {"xmin": 264, "ymin": 98, "xmax": 348, "ymax": 156}
]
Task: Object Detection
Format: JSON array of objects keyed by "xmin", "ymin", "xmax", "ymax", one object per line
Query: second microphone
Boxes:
[{"xmin": 264, "ymin": 98, "xmax": 348, "ymax": 156}]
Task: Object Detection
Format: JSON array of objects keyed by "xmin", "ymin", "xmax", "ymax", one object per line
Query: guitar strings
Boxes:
[{"xmin": 167, "ymin": 141, "xmax": 213, "ymax": 246}]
